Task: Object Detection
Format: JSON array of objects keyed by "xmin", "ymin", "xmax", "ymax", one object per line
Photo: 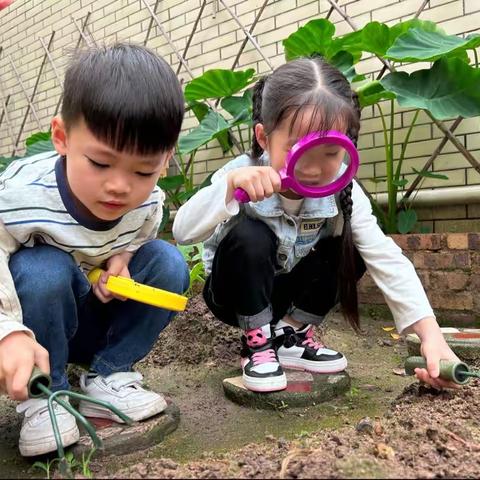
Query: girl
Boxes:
[{"xmin": 173, "ymin": 57, "xmax": 457, "ymax": 393}]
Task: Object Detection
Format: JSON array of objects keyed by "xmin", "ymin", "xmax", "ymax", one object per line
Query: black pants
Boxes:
[{"xmin": 203, "ymin": 218, "xmax": 366, "ymax": 330}]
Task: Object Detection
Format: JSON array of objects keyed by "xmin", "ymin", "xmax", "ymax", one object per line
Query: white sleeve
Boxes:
[
  {"xmin": 0, "ymin": 220, "xmax": 34, "ymax": 342},
  {"xmin": 173, "ymin": 170, "xmax": 239, "ymax": 245},
  {"xmin": 350, "ymin": 180, "xmax": 434, "ymax": 333}
]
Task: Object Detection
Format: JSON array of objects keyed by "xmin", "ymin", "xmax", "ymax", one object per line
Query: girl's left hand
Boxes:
[{"xmin": 416, "ymin": 335, "xmax": 461, "ymax": 390}]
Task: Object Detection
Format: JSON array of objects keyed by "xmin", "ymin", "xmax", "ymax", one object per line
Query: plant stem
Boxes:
[
  {"xmin": 395, "ymin": 109, "xmax": 419, "ymax": 207},
  {"xmin": 237, "ymin": 125, "xmax": 245, "ymax": 153}
]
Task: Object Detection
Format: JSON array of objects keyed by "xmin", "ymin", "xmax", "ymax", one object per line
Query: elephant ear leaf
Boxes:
[{"xmin": 380, "ymin": 58, "xmax": 480, "ymax": 120}]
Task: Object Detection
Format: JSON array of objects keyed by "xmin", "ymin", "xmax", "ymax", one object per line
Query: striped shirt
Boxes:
[{"xmin": 0, "ymin": 151, "xmax": 165, "ymax": 341}]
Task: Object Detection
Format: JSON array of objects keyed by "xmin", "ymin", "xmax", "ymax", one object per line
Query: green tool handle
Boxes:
[
  {"xmin": 404, "ymin": 356, "xmax": 470, "ymax": 385},
  {"xmin": 28, "ymin": 367, "xmax": 52, "ymax": 398}
]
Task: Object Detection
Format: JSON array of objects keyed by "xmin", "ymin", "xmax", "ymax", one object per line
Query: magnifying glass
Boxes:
[{"xmin": 234, "ymin": 130, "xmax": 359, "ymax": 202}]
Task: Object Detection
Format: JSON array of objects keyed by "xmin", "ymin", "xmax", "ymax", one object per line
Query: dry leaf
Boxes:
[
  {"xmin": 374, "ymin": 442, "xmax": 395, "ymax": 460},
  {"xmin": 374, "ymin": 417, "xmax": 384, "ymax": 436},
  {"xmin": 390, "ymin": 333, "xmax": 401, "ymax": 340},
  {"xmin": 382, "ymin": 327, "xmax": 395, "ymax": 332}
]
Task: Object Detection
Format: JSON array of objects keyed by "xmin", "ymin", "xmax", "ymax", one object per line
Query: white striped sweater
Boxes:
[{"xmin": 0, "ymin": 151, "xmax": 165, "ymax": 341}]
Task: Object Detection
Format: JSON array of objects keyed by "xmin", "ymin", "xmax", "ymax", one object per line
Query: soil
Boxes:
[{"xmin": 1, "ymin": 294, "xmax": 479, "ymax": 479}]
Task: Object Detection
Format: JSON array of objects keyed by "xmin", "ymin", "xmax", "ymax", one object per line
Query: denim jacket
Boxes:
[{"xmin": 201, "ymin": 153, "xmax": 343, "ymax": 274}]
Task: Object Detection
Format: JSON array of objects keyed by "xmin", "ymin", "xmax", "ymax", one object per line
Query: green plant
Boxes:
[
  {"xmin": 31, "ymin": 449, "xmax": 95, "ymax": 479},
  {"xmin": 176, "ymin": 243, "xmax": 206, "ymax": 296},
  {"xmin": 283, "ymin": 18, "xmax": 480, "ymax": 233},
  {"xmin": 0, "ymin": 131, "xmax": 54, "ymax": 172}
]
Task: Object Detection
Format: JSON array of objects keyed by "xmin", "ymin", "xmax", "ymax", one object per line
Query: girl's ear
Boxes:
[
  {"xmin": 254, "ymin": 123, "xmax": 268, "ymax": 150},
  {"xmin": 51, "ymin": 116, "xmax": 68, "ymax": 156}
]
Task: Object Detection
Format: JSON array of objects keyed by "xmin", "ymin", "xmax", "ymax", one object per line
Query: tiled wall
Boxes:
[{"xmin": 1, "ymin": 0, "xmax": 479, "ymax": 230}]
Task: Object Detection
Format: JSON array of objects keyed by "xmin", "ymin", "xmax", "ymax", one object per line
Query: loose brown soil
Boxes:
[
  {"xmin": 95, "ymin": 295, "xmax": 479, "ymax": 479},
  {"xmin": 1, "ymin": 294, "xmax": 478, "ymax": 479}
]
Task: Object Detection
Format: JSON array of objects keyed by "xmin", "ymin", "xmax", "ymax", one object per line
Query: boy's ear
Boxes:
[
  {"xmin": 159, "ymin": 147, "xmax": 174, "ymax": 177},
  {"xmin": 254, "ymin": 123, "xmax": 267, "ymax": 150},
  {"xmin": 51, "ymin": 116, "xmax": 68, "ymax": 155}
]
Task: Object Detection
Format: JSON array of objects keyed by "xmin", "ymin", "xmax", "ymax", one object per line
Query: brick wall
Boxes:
[
  {"xmin": 0, "ymin": 0, "xmax": 479, "ymax": 231},
  {"xmin": 358, "ymin": 233, "xmax": 480, "ymax": 326}
]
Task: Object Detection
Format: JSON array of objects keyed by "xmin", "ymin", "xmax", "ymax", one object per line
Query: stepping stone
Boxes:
[
  {"xmin": 407, "ymin": 328, "xmax": 480, "ymax": 362},
  {"xmin": 71, "ymin": 401, "xmax": 180, "ymax": 457},
  {"xmin": 223, "ymin": 370, "xmax": 350, "ymax": 409}
]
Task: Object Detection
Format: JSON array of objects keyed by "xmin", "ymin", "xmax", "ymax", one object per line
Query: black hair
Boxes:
[
  {"xmin": 251, "ymin": 56, "xmax": 362, "ymax": 331},
  {"xmin": 61, "ymin": 43, "xmax": 184, "ymax": 154}
]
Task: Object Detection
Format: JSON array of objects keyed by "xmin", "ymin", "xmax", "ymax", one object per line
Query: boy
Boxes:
[{"xmin": 0, "ymin": 43, "xmax": 189, "ymax": 456}]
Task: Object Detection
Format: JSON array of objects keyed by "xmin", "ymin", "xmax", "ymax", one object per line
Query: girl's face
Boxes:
[{"xmin": 255, "ymin": 111, "xmax": 347, "ymax": 196}]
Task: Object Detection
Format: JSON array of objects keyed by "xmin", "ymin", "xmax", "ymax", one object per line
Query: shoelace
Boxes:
[
  {"xmin": 301, "ymin": 328, "xmax": 325, "ymax": 350},
  {"xmin": 251, "ymin": 349, "xmax": 277, "ymax": 366}
]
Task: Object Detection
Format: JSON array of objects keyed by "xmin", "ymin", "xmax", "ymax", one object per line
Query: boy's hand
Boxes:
[
  {"xmin": 92, "ymin": 251, "xmax": 134, "ymax": 303},
  {"xmin": 226, "ymin": 166, "xmax": 282, "ymax": 203},
  {"xmin": 0, "ymin": 331, "xmax": 50, "ymax": 400}
]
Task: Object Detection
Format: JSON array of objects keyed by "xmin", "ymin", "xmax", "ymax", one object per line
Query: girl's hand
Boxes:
[
  {"xmin": 226, "ymin": 166, "xmax": 282, "ymax": 203},
  {"xmin": 416, "ymin": 335, "xmax": 460, "ymax": 390},
  {"xmin": 92, "ymin": 251, "xmax": 134, "ymax": 303},
  {"xmin": 407, "ymin": 316, "xmax": 460, "ymax": 389}
]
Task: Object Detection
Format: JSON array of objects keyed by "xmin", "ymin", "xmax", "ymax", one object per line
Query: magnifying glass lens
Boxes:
[{"xmin": 293, "ymin": 145, "xmax": 348, "ymax": 188}]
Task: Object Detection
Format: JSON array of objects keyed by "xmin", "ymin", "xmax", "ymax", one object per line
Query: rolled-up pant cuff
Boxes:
[
  {"xmin": 289, "ymin": 306, "xmax": 325, "ymax": 326},
  {"xmin": 237, "ymin": 305, "xmax": 272, "ymax": 330}
]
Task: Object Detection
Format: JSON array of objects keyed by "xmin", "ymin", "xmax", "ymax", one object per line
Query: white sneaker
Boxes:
[
  {"xmin": 16, "ymin": 397, "xmax": 80, "ymax": 457},
  {"xmin": 78, "ymin": 372, "xmax": 167, "ymax": 423}
]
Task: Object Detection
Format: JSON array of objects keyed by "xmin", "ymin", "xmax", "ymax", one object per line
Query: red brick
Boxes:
[
  {"xmin": 446, "ymin": 233, "xmax": 469, "ymax": 250},
  {"xmin": 429, "ymin": 271, "xmax": 469, "ymax": 291},
  {"xmin": 468, "ymin": 233, "xmax": 480, "ymax": 250},
  {"xmin": 389, "ymin": 234, "xmax": 408, "ymax": 251},
  {"xmin": 390, "ymin": 234, "xmax": 443, "ymax": 251},
  {"xmin": 428, "ymin": 292, "xmax": 474, "ymax": 310}
]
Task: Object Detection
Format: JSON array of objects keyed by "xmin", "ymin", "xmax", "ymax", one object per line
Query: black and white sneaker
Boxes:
[
  {"xmin": 240, "ymin": 325, "xmax": 287, "ymax": 392},
  {"xmin": 274, "ymin": 322, "xmax": 347, "ymax": 373}
]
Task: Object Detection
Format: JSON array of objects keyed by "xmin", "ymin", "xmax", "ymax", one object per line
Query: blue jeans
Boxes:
[{"xmin": 9, "ymin": 241, "xmax": 189, "ymax": 391}]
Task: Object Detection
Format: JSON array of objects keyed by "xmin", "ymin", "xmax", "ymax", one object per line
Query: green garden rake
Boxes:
[{"xmin": 28, "ymin": 367, "xmax": 133, "ymax": 477}]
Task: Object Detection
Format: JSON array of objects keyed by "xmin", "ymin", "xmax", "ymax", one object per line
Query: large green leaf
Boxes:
[
  {"xmin": 187, "ymin": 101, "xmax": 209, "ymax": 122},
  {"xmin": 184, "ymin": 69, "xmax": 256, "ymax": 101},
  {"xmin": 283, "ymin": 19, "xmax": 336, "ymax": 61},
  {"xmin": 397, "ymin": 209, "xmax": 417, "ymax": 234},
  {"xmin": 24, "ymin": 131, "xmax": 54, "ymax": 156},
  {"xmin": 157, "ymin": 174, "xmax": 185, "ymax": 191},
  {"xmin": 330, "ymin": 51, "xmax": 365, "ymax": 83},
  {"xmin": 336, "ymin": 19, "xmax": 439, "ymax": 58},
  {"xmin": 380, "ymin": 58, "xmax": 480, "ymax": 119},
  {"xmin": 178, "ymin": 110, "xmax": 230, "ymax": 154},
  {"xmin": 356, "ymin": 80, "xmax": 396, "ymax": 108},
  {"xmin": 386, "ymin": 28, "xmax": 480, "ymax": 62},
  {"xmin": 0, "ymin": 156, "xmax": 18, "ymax": 172},
  {"xmin": 25, "ymin": 139, "xmax": 54, "ymax": 156},
  {"xmin": 221, "ymin": 89, "xmax": 253, "ymax": 125}
]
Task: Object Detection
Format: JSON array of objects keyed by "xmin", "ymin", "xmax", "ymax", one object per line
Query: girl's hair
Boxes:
[{"xmin": 251, "ymin": 56, "xmax": 362, "ymax": 331}]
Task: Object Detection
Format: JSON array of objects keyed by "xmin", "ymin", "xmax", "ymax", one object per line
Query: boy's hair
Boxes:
[
  {"xmin": 251, "ymin": 56, "xmax": 362, "ymax": 332},
  {"xmin": 61, "ymin": 43, "xmax": 184, "ymax": 154}
]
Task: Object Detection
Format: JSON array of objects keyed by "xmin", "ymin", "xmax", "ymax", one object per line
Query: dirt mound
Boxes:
[{"xmin": 143, "ymin": 295, "xmax": 241, "ymax": 368}]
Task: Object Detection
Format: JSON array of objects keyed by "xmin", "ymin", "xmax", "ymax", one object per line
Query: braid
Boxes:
[
  {"xmin": 340, "ymin": 182, "xmax": 353, "ymax": 221},
  {"xmin": 251, "ymin": 76, "xmax": 267, "ymax": 160},
  {"xmin": 347, "ymin": 91, "xmax": 361, "ymax": 147}
]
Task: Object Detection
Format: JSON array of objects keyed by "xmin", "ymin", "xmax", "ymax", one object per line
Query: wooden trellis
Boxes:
[{"xmin": 0, "ymin": 0, "xmax": 478, "ymax": 197}]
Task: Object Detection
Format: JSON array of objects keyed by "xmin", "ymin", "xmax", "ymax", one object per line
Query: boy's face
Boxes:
[{"xmin": 51, "ymin": 117, "xmax": 172, "ymax": 221}]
